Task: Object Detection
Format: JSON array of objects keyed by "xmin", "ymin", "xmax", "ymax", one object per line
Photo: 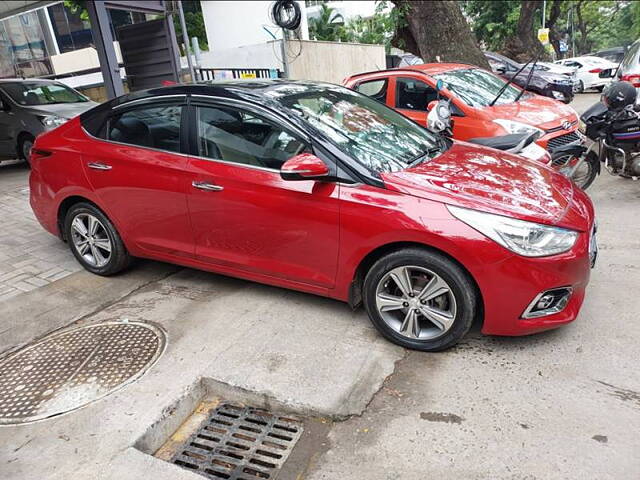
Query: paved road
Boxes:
[
  {"xmin": 1, "ymin": 92, "xmax": 638, "ymax": 479},
  {"xmin": 0, "ymin": 162, "xmax": 79, "ymax": 301}
]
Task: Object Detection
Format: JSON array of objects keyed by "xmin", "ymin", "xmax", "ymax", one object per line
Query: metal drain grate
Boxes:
[
  {"xmin": 171, "ymin": 403, "xmax": 304, "ymax": 480},
  {"xmin": 0, "ymin": 321, "xmax": 166, "ymax": 425}
]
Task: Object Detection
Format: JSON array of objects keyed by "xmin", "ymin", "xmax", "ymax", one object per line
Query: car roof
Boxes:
[
  {"xmin": 0, "ymin": 78, "xmax": 60, "ymax": 84},
  {"xmin": 347, "ymin": 63, "xmax": 476, "ymax": 81}
]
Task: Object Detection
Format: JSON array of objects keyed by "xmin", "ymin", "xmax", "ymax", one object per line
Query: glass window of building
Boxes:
[{"xmin": 47, "ymin": 3, "xmax": 93, "ymax": 53}]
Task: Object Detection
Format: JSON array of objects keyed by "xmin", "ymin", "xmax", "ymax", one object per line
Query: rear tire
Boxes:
[
  {"xmin": 576, "ymin": 80, "xmax": 584, "ymax": 93},
  {"xmin": 362, "ymin": 248, "xmax": 476, "ymax": 352},
  {"xmin": 64, "ymin": 203, "xmax": 131, "ymax": 276}
]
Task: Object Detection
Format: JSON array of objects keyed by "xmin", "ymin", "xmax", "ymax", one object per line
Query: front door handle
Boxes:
[
  {"xmin": 87, "ymin": 162, "xmax": 112, "ymax": 171},
  {"xmin": 192, "ymin": 181, "xmax": 224, "ymax": 192}
]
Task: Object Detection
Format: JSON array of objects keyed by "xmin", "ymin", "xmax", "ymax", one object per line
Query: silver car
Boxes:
[
  {"xmin": 617, "ymin": 39, "xmax": 640, "ymax": 102},
  {"xmin": 0, "ymin": 79, "xmax": 97, "ymax": 164}
]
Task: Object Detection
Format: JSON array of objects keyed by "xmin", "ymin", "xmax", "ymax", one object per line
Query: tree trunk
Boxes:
[
  {"xmin": 503, "ymin": 0, "xmax": 548, "ymax": 62},
  {"xmin": 547, "ymin": 0, "xmax": 563, "ymax": 58},
  {"xmin": 391, "ymin": 0, "xmax": 489, "ymax": 69}
]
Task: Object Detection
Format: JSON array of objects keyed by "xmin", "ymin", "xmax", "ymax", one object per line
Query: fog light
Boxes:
[{"xmin": 522, "ymin": 287, "xmax": 573, "ymax": 319}]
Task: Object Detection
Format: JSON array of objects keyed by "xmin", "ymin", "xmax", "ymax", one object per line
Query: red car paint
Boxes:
[
  {"xmin": 30, "ymin": 113, "xmax": 594, "ymax": 337},
  {"xmin": 344, "ymin": 64, "xmax": 580, "ymax": 150}
]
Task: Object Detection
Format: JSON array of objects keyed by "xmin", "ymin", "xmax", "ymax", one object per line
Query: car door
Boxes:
[
  {"xmin": 81, "ymin": 98, "xmax": 194, "ymax": 258},
  {"xmin": 0, "ymin": 90, "xmax": 17, "ymax": 158},
  {"xmin": 185, "ymin": 100, "xmax": 340, "ymax": 289}
]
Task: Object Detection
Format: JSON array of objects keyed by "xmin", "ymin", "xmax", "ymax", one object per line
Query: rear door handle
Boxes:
[
  {"xmin": 87, "ymin": 162, "xmax": 112, "ymax": 171},
  {"xmin": 192, "ymin": 181, "xmax": 224, "ymax": 192}
]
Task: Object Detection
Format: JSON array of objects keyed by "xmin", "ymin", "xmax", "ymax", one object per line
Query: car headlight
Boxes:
[
  {"xmin": 493, "ymin": 119, "xmax": 543, "ymax": 135},
  {"xmin": 39, "ymin": 115, "xmax": 67, "ymax": 128},
  {"xmin": 447, "ymin": 205, "xmax": 579, "ymax": 257}
]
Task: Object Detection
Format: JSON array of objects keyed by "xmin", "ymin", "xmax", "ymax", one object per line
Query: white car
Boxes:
[
  {"xmin": 555, "ymin": 56, "xmax": 618, "ymax": 92},
  {"xmin": 533, "ymin": 62, "xmax": 580, "ymax": 92}
]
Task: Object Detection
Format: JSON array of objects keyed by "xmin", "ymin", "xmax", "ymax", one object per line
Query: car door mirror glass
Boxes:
[{"xmin": 280, "ymin": 153, "xmax": 329, "ymax": 181}]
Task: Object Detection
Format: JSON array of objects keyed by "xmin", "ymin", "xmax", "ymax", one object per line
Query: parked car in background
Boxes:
[
  {"xmin": 592, "ymin": 46, "xmax": 627, "ymax": 64},
  {"xmin": 0, "ymin": 79, "xmax": 96, "ymax": 164},
  {"xmin": 485, "ymin": 51, "xmax": 576, "ymax": 103},
  {"xmin": 616, "ymin": 39, "xmax": 640, "ymax": 100},
  {"xmin": 29, "ymin": 81, "xmax": 596, "ymax": 352},
  {"xmin": 344, "ymin": 64, "xmax": 581, "ymax": 152},
  {"xmin": 555, "ymin": 56, "xmax": 618, "ymax": 92}
]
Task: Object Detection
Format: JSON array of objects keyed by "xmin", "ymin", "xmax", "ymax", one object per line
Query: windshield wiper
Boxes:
[
  {"xmin": 408, "ymin": 146, "xmax": 441, "ymax": 167},
  {"xmin": 514, "ymin": 56, "xmax": 539, "ymax": 102},
  {"xmin": 489, "ymin": 59, "xmax": 533, "ymax": 107}
]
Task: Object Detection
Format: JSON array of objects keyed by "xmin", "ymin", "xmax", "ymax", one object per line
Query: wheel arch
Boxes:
[
  {"xmin": 348, "ymin": 241, "xmax": 484, "ymax": 326},
  {"xmin": 57, "ymin": 195, "xmax": 105, "ymax": 241}
]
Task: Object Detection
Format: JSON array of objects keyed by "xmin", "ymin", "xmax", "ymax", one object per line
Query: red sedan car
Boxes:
[{"xmin": 29, "ymin": 82, "xmax": 596, "ymax": 351}]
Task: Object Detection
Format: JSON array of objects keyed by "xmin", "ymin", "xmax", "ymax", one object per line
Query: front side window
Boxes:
[
  {"xmin": 395, "ymin": 77, "xmax": 438, "ymax": 111},
  {"xmin": 267, "ymin": 84, "xmax": 444, "ymax": 173},
  {"xmin": 355, "ymin": 79, "xmax": 388, "ymax": 104},
  {"xmin": 107, "ymin": 104, "xmax": 182, "ymax": 153},
  {"xmin": 1, "ymin": 81, "xmax": 88, "ymax": 105},
  {"xmin": 434, "ymin": 68, "xmax": 523, "ymax": 108},
  {"xmin": 196, "ymin": 105, "xmax": 308, "ymax": 170}
]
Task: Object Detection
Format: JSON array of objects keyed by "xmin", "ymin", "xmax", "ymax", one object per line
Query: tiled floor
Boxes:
[{"xmin": 0, "ymin": 164, "xmax": 80, "ymax": 301}]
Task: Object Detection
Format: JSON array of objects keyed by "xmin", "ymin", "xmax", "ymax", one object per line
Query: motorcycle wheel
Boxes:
[{"xmin": 553, "ymin": 151, "xmax": 598, "ymax": 190}]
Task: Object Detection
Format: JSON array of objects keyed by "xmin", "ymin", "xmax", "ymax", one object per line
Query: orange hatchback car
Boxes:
[{"xmin": 344, "ymin": 63, "xmax": 581, "ymax": 152}]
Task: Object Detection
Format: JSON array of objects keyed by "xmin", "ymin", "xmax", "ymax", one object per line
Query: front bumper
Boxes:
[
  {"xmin": 543, "ymin": 83, "xmax": 574, "ymax": 103},
  {"xmin": 477, "ymin": 189, "xmax": 595, "ymax": 337}
]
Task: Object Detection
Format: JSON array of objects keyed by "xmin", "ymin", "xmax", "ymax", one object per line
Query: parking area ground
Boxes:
[{"xmin": 0, "ymin": 93, "xmax": 639, "ymax": 479}]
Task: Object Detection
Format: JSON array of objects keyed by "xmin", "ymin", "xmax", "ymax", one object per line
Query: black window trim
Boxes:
[
  {"xmin": 188, "ymin": 96, "xmax": 365, "ymax": 184},
  {"xmin": 188, "ymin": 95, "xmax": 316, "ymax": 175},
  {"xmin": 83, "ymin": 96, "xmax": 189, "ymax": 157}
]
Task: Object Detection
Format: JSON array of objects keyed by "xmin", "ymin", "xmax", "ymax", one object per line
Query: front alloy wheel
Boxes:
[
  {"xmin": 363, "ymin": 248, "xmax": 476, "ymax": 351},
  {"xmin": 375, "ymin": 266, "xmax": 457, "ymax": 340}
]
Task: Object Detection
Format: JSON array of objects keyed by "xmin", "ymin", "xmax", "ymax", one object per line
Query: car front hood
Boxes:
[
  {"xmin": 24, "ymin": 102, "xmax": 97, "ymax": 119},
  {"xmin": 381, "ymin": 141, "xmax": 589, "ymax": 231},
  {"xmin": 481, "ymin": 95, "xmax": 579, "ymax": 130}
]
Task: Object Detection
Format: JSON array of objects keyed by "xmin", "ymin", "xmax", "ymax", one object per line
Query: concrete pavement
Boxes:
[{"xmin": 1, "ymin": 93, "xmax": 639, "ymax": 479}]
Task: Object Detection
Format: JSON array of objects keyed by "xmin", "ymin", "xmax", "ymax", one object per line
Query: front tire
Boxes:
[
  {"xmin": 553, "ymin": 151, "xmax": 598, "ymax": 190},
  {"xmin": 363, "ymin": 248, "xmax": 476, "ymax": 352},
  {"xmin": 18, "ymin": 134, "xmax": 34, "ymax": 166},
  {"xmin": 64, "ymin": 203, "xmax": 131, "ymax": 276}
]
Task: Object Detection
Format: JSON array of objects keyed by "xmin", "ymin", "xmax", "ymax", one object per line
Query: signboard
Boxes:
[{"xmin": 538, "ymin": 28, "xmax": 550, "ymax": 45}]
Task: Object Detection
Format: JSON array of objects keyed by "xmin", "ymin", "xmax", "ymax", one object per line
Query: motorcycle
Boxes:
[{"xmin": 578, "ymin": 81, "xmax": 640, "ymax": 180}]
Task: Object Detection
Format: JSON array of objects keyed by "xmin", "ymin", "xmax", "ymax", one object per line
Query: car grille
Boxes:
[{"xmin": 547, "ymin": 132, "xmax": 581, "ymax": 150}]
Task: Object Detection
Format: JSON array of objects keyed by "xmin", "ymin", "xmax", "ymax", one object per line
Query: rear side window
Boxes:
[
  {"xmin": 355, "ymin": 79, "xmax": 388, "ymax": 103},
  {"xmin": 395, "ymin": 77, "xmax": 438, "ymax": 111},
  {"xmin": 106, "ymin": 104, "xmax": 182, "ymax": 153}
]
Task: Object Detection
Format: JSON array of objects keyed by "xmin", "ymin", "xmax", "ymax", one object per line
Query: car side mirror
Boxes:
[
  {"xmin": 495, "ymin": 65, "xmax": 507, "ymax": 74},
  {"xmin": 427, "ymin": 100, "xmax": 438, "ymax": 111},
  {"xmin": 280, "ymin": 153, "xmax": 329, "ymax": 181}
]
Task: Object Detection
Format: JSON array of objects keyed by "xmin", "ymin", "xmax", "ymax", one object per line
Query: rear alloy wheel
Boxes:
[
  {"xmin": 65, "ymin": 203, "xmax": 130, "ymax": 276},
  {"xmin": 363, "ymin": 248, "xmax": 476, "ymax": 351}
]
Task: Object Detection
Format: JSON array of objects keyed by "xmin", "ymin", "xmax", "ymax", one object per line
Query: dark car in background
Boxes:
[
  {"xmin": 592, "ymin": 46, "xmax": 627, "ymax": 64},
  {"xmin": 0, "ymin": 79, "xmax": 96, "ymax": 164},
  {"xmin": 485, "ymin": 52, "xmax": 576, "ymax": 103}
]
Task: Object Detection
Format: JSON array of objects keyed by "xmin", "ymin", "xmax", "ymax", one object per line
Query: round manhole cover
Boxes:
[{"xmin": 0, "ymin": 322, "xmax": 166, "ymax": 425}]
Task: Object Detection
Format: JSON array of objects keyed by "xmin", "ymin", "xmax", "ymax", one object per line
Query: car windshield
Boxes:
[
  {"xmin": 433, "ymin": 68, "xmax": 522, "ymax": 108},
  {"xmin": 1, "ymin": 82, "xmax": 88, "ymax": 105},
  {"xmin": 266, "ymin": 84, "xmax": 443, "ymax": 173}
]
